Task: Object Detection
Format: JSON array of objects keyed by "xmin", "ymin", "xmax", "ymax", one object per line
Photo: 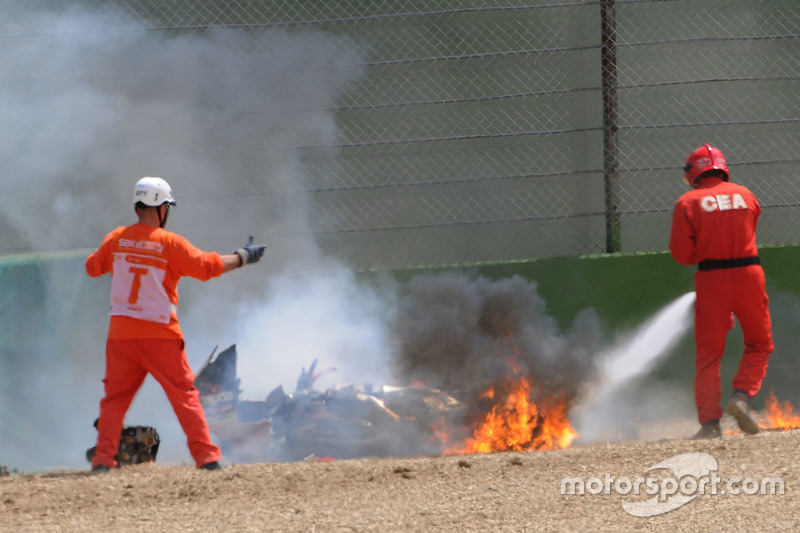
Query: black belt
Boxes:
[{"xmin": 698, "ymin": 256, "xmax": 760, "ymax": 271}]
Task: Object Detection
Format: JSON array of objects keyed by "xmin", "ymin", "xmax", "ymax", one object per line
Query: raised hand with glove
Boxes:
[{"xmin": 235, "ymin": 236, "xmax": 266, "ymax": 266}]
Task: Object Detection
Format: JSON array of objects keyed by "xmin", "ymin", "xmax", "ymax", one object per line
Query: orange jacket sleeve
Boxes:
[
  {"xmin": 165, "ymin": 232, "xmax": 225, "ymax": 281},
  {"xmin": 86, "ymin": 227, "xmax": 125, "ymax": 277}
]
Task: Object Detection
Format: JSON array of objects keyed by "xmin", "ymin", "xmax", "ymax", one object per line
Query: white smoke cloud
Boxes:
[{"xmin": 233, "ymin": 259, "xmax": 399, "ymax": 400}]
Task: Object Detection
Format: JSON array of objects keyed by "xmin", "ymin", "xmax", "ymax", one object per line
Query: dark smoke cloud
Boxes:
[{"xmin": 390, "ymin": 271, "xmax": 601, "ymax": 410}]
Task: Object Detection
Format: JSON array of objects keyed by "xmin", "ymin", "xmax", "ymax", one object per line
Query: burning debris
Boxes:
[
  {"xmin": 391, "ymin": 273, "xmax": 597, "ymax": 455},
  {"xmin": 193, "ymin": 273, "xmax": 602, "ymax": 462},
  {"xmin": 195, "ymin": 345, "xmax": 466, "ymax": 462},
  {"xmin": 195, "ymin": 345, "xmax": 581, "ymax": 461}
]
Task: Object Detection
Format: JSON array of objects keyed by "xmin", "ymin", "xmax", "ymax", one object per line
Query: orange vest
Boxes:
[{"xmin": 86, "ymin": 224, "xmax": 224, "ymax": 339}]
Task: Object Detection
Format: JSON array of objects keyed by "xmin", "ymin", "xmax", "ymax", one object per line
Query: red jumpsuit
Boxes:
[
  {"xmin": 669, "ymin": 177, "xmax": 773, "ymax": 425},
  {"xmin": 86, "ymin": 223, "xmax": 224, "ymax": 468}
]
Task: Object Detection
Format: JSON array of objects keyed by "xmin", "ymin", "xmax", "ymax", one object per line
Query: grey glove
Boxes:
[{"xmin": 235, "ymin": 236, "xmax": 266, "ymax": 266}]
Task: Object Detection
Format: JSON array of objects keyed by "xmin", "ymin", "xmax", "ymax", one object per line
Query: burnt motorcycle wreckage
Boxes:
[{"xmin": 194, "ymin": 345, "xmax": 465, "ymax": 462}]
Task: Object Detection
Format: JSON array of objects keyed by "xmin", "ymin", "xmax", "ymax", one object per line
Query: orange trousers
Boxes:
[
  {"xmin": 693, "ymin": 265, "xmax": 773, "ymax": 424},
  {"xmin": 92, "ymin": 338, "xmax": 221, "ymax": 469}
]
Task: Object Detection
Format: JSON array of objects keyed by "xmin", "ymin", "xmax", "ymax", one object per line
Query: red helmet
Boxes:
[{"xmin": 683, "ymin": 144, "xmax": 729, "ymax": 187}]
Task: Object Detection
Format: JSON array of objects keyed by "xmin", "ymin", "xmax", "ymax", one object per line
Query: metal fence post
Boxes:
[{"xmin": 601, "ymin": 0, "xmax": 620, "ymax": 254}]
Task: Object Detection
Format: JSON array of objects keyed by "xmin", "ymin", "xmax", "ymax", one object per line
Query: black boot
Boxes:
[
  {"xmin": 726, "ymin": 390, "xmax": 761, "ymax": 434},
  {"xmin": 691, "ymin": 420, "xmax": 721, "ymax": 439},
  {"xmin": 201, "ymin": 461, "xmax": 224, "ymax": 471}
]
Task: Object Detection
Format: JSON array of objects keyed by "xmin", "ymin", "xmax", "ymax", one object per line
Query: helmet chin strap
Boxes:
[{"xmin": 158, "ymin": 204, "xmax": 169, "ymax": 228}]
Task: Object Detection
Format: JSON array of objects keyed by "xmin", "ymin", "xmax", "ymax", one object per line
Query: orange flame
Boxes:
[
  {"xmin": 764, "ymin": 390, "xmax": 800, "ymax": 430},
  {"xmin": 443, "ymin": 374, "xmax": 577, "ymax": 455}
]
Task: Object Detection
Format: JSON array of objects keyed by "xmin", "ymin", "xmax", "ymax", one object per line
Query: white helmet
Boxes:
[{"xmin": 133, "ymin": 177, "xmax": 176, "ymax": 207}]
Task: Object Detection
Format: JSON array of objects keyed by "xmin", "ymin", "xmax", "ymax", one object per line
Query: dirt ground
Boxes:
[{"xmin": 2, "ymin": 421, "xmax": 798, "ymax": 533}]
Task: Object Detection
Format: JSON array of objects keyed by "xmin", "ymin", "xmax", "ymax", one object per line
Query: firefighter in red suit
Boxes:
[
  {"xmin": 86, "ymin": 177, "xmax": 266, "ymax": 472},
  {"xmin": 669, "ymin": 144, "xmax": 773, "ymax": 439}
]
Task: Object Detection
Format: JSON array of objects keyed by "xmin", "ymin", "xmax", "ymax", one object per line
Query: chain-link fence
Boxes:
[{"xmin": 2, "ymin": 1, "xmax": 799, "ymax": 270}]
